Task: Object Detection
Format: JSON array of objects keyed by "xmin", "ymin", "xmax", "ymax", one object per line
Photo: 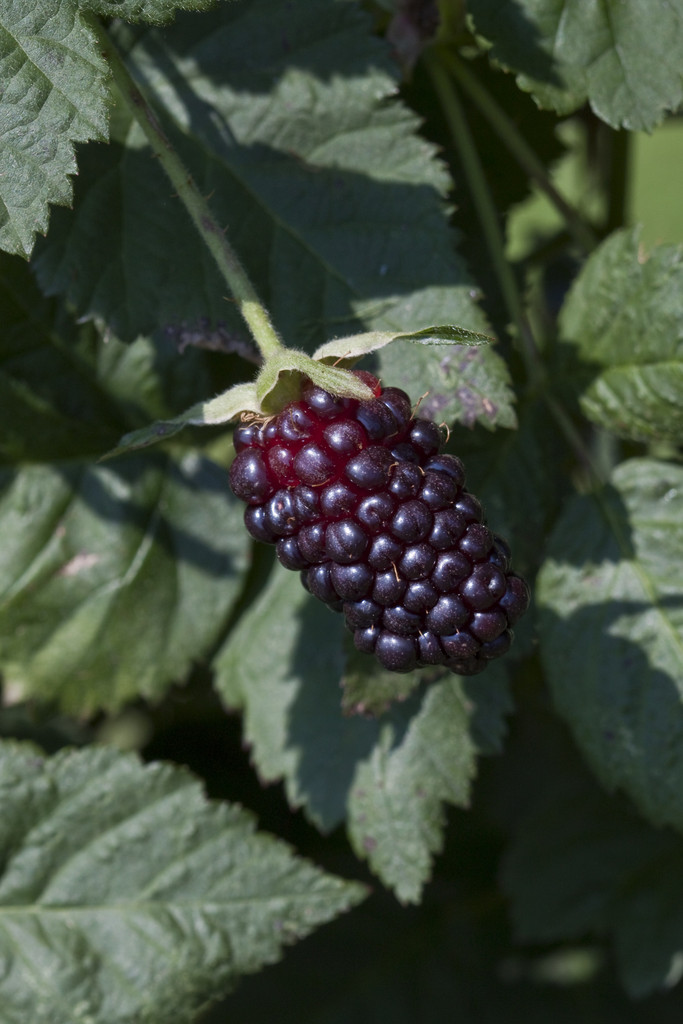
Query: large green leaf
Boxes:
[
  {"xmin": 0, "ymin": 742, "xmax": 365, "ymax": 1024},
  {"xmin": 502, "ymin": 764, "xmax": 683, "ymax": 997},
  {"xmin": 468, "ymin": 0, "xmax": 683, "ymax": 131},
  {"xmin": 558, "ymin": 228, "xmax": 683, "ymax": 443},
  {"xmin": 537, "ymin": 458, "xmax": 683, "ymax": 833},
  {"xmin": 215, "ymin": 565, "xmax": 511, "ymax": 902},
  {"xmin": 34, "ymin": 0, "xmax": 484, "ymax": 353},
  {"xmin": 0, "ymin": 0, "xmax": 109, "ymax": 257},
  {"xmin": 0, "ymin": 453, "xmax": 249, "ymax": 713}
]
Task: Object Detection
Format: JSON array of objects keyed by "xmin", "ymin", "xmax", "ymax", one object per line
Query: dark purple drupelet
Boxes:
[{"xmin": 229, "ymin": 372, "xmax": 529, "ymax": 676}]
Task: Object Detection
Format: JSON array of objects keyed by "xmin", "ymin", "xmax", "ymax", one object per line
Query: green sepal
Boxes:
[
  {"xmin": 104, "ymin": 324, "xmax": 488, "ymax": 459},
  {"xmin": 254, "ymin": 350, "xmax": 375, "ymax": 414},
  {"xmin": 102, "ymin": 383, "xmax": 260, "ymax": 459},
  {"xmin": 313, "ymin": 324, "xmax": 492, "ymax": 366}
]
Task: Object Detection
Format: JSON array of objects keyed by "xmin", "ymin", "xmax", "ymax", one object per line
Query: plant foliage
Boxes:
[{"xmin": 1, "ymin": 0, "xmax": 683, "ymax": 1019}]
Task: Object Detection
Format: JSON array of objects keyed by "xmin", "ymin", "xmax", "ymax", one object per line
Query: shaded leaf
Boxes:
[
  {"xmin": 559, "ymin": 227, "xmax": 683, "ymax": 443},
  {"xmin": 0, "ymin": 251, "xmax": 216, "ymax": 463},
  {"xmin": 33, "ymin": 0, "xmax": 483, "ymax": 347},
  {"xmin": 537, "ymin": 458, "xmax": 683, "ymax": 833},
  {"xmin": 0, "ymin": 742, "xmax": 365, "ymax": 1024},
  {"xmin": 214, "ymin": 566, "xmax": 511, "ymax": 901},
  {"xmin": 0, "ymin": 453, "xmax": 249, "ymax": 713},
  {"xmin": 215, "ymin": 566, "xmax": 378, "ymax": 833},
  {"xmin": 453, "ymin": 396, "xmax": 571, "ymax": 577},
  {"xmin": 502, "ymin": 763, "xmax": 683, "ymax": 997},
  {"xmin": 0, "ymin": 254, "xmax": 122, "ymax": 461},
  {"xmin": 0, "ymin": 0, "xmax": 109, "ymax": 257},
  {"xmin": 469, "ymin": 0, "xmax": 683, "ymax": 130}
]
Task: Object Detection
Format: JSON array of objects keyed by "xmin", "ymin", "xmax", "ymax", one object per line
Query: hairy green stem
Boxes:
[
  {"xmin": 90, "ymin": 17, "xmax": 283, "ymax": 361},
  {"xmin": 444, "ymin": 52, "xmax": 599, "ymax": 254},
  {"xmin": 425, "ymin": 49, "xmax": 603, "ymax": 484}
]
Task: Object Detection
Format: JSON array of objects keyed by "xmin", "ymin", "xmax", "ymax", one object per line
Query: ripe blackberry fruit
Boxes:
[{"xmin": 230, "ymin": 371, "xmax": 529, "ymax": 677}]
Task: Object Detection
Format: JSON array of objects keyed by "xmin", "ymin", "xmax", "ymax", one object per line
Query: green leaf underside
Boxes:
[
  {"xmin": 33, "ymin": 0, "xmax": 485, "ymax": 360},
  {"xmin": 503, "ymin": 765, "xmax": 683, "ymax": 997},
  {"xmin": 559, "ymin": 227, "xmax": 683, "ymax": 443},
  {"xmin": 80, "ymin": 0, "xmax": 222, "ymax": 25},
  {"xmin": 0, "ymin": 743, "xmax": 365, "ymax": 1024},
  {"xmin": 215, "ymin": 565, "xmax": 511, "ymax": 902},
  {"xmin": 469, "ymin": 0, "xmax": 683, "ymax": 131},
  {"xmin": 537, "ymin": 458, "xmax": 683, "ymax": 834},
  {"xmin": 0, "ymin": 454, "xmax": 249, "ymax": 713},
  {"xmin": 0, "ymin": 0, "xmax": 109, "ymax": 257}
]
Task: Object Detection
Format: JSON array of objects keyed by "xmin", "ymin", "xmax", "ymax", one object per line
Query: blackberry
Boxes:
[{"xmin": 230, "ymin": 371, "xmax": 530, "ymax": 677}]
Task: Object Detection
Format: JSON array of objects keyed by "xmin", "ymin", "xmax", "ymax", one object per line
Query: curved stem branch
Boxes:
[
  {"xmin": 425, "ymin": 48, "xmax": 603, "ymax": 484},
  {"xmin": 90, "ymin": 16, "xmax": 284, "ymax": 361},
  {"xmin": 425, "ymin": 50, "xmax": 541, "ymax": 382},
  {"xmin": 444, "ymin": 52, "xmax": 599, "ymax": 254}
]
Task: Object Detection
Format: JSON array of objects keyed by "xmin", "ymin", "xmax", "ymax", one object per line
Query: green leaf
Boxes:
[
  {"xmin": 214, "ymin": 566, "xmax": 511, "ymax": 901},
  {"xmin": 80, "ymin": 0, "xmax": 223, "ymax": 25},
  {"xmin": 33, "ymin": 0, "xmax": 483, "ymax": 345},
  {"xmin": 312, "ymin": 324, "xmax": 493, "ymax": 365},
  {"xmin": 368, "ymin": 336, "xmax": 516, "ymax": 430},
  {"xmin": 0, "ymin": 0, "xmax": 109, "ymax": 257},
  {"xmin": 347, "ymin": 666, "xmax": 511, "ymax": 904},
  {"xmin": 559, "ymin": 227, "xmax": 683, "ymax": 443},
  {"xmin": 0, "ymin": 742, "xmax": 365, "ymax": 1024},
  {"xmin": 215, "ymin": 566, "xmax": 379, "ymax": 833},
  {"xmin": 537, "ymin": 458, "xmax": 683, "ymax": 834},
  {"xmin": 468, "ymin": 0, "xmax": 683, "ymax": 131},
  {"xmin": 502, "ymin": 764, "xmax": 683, "ymax": 997},
  {"xmin": 0, "ymin": 453, "xmax": 250, "ymax": 714}
]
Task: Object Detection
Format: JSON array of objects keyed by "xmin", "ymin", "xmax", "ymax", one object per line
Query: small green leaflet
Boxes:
[
  {"xmin": 0, "ymin": 0, "xmax": 110, "ymax": 257},
  {"xmin": 0, "ymin": 742, "xmax": 366, "ymax": 1024},
  {"xmin": 215, "ymin": 565, "xmax": 512, "ymax": 903},
  {"xmin": 559, "ymin": 227, "xmax": 683, "ymax": 443},
  {"xmin": 537, "ymin": 458, "xmax": 683, "ymax": 834},
  {"xmin": 469, "ymin": 0, "xmax": 683, "ymax": 131}
]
